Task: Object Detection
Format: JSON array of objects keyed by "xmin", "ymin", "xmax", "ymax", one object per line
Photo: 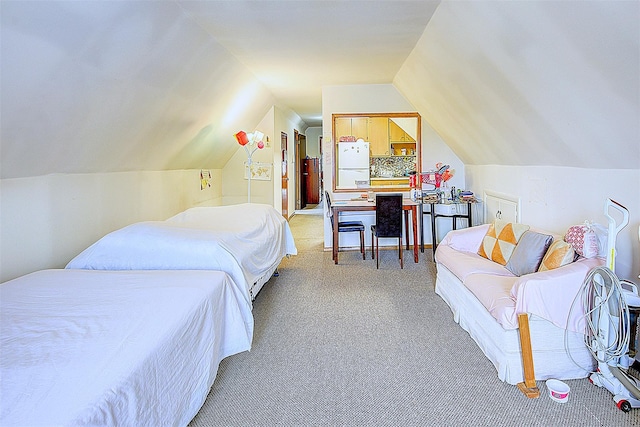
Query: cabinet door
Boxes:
[
  {"xmin": 389, "ymin": 120, "xmax": 405, "ymax": 141},
  {"xmin": 403, "ymin": 131, "xmax": 416, "ymax": 142},
  {"xmin": 351, "ymin": 117, "xmax": 368, "ymax": 141},
  {"xmin": 484, "ymin": 192, "xmax": 520, "ymax": 224},
  {"xmin": 389, "ymin": 120, "xmax": 416, "ymax": 142},
  {"xmin": 368, "ymin": 117, "xmax": 389, "ymax": 156},
  {"xmin": 335, "ymin": 117, "xmax": 352, "ymax": 140}
]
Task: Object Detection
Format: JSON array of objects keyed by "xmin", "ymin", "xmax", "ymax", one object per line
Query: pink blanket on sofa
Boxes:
[{"xmin": 436, "ymin": 225, "xmax": 604, "ymax": 333}]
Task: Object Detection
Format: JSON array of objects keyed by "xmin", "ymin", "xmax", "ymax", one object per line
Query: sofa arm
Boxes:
[
  {"xmin": 439, "ymin": 223, "xmax": 490, "ymax": 253},
  {"xmin": 510, "ymin": 257, "xmax": 604, "ymax": 333}
]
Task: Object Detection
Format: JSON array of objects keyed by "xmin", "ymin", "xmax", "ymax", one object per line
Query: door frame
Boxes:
[{"xmin": 281, "ymin": 132, "xmax": 289, "ymax": 219}]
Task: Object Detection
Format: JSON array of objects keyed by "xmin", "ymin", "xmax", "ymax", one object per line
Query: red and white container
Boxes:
[{"xmin": 546, "ymin": 379, "xmax": 570, "ymax": 403}]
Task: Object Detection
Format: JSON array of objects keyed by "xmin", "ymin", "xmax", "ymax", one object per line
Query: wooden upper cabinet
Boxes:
[
  {"xmin": 334, "ymin": 117, "xmax": 352, "ymax": 140},
  {"xmin": 351, "ymin": 117, "xmax": 368, "ymax": 140},
  {"xmin": 335, "ymin": 117, "xmax": 368, "ymax": 140},
  {"xmin": 389, "ymin": 120, "xmax": 416, "ymax": 142},
  {"xmin": 368, "ymin": 117, "xmax": 390, "ymax": 156}
]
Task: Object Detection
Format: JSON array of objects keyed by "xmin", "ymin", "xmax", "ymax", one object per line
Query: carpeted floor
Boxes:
[{"xmin": 189, "ymin": 212, "xmax": 639, "ymax": 426}]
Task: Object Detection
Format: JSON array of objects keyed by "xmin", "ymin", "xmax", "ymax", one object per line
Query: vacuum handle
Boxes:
[{"xmin": 604, "ymin": 199, "xmax": 629, "ymax": 271}]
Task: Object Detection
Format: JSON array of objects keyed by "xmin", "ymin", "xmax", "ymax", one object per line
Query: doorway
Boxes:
[{"xmin": 281, "ymin": 132, "xmax": 289, "ymax": 219}]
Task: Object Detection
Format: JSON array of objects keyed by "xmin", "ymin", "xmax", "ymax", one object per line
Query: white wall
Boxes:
[
  {"xmin": 321, "ymin": 84, "xmax": 464, "ymax": 250},
  {"xmin": 393, "ymin": 1, "xmax": 640, "ymax": 279},
  {"xmin": 467, "ymin": 165, "xmax": 640, "ymax": 279},
  {"xmin": 0, "ymin": 169, "xmax": 221, "ymax": 282},
  {"xmin": 304, "ymin": 127, "xmax": 322, "ymax": 159},
  {"xmin": 273, "ymin": 106, "xmax": 308, "ymax": 217}
]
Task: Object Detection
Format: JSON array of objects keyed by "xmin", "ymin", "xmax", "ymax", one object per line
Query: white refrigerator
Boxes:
[{"xmin": 337, "ymin": 141, "xmax": 370, "ymax": 188}]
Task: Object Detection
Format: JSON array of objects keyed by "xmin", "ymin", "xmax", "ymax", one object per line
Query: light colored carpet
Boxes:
[{"xmin": 189, "ymin": 214, "xmax": 639, "ymax": 426}]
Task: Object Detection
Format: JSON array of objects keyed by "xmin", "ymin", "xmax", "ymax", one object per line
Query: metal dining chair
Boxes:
[
  {"xmin": 325, "ymin": 191, "xmax": 366, "ymax": 263},
  {"xmin": 371, "ymin": 193, "xmax": 404, "ymax": 269}
]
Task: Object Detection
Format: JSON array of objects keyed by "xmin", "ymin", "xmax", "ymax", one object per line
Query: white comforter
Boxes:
[
  {"xmin": 0, "ymin": 269, "xmax": 253, "ymax": 426},
  {"xmin": 66, "ymin": 203, "xmax": 297, "ymax": 300}
]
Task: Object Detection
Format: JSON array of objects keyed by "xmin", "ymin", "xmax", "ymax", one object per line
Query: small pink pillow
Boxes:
[{"xmin": 565, "ymin": 224, "xmax": 599, "ymax": 258}]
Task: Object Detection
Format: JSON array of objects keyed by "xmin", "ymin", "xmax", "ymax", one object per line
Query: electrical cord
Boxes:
[
  {"xmin": 565, "ymin": 266, "xmax": 632, "ymax": 370},
  {"xmin": 582, "ymin": 266, "xmax": 631, "ymax": 364}
]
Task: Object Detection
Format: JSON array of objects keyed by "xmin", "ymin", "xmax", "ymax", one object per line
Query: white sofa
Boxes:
[{"xmin": 434, "ymin": 223, "xmax": 604, "ymax": 385}]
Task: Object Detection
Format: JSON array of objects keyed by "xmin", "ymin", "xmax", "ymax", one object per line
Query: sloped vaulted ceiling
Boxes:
[
  {"xmin": 1, "ymin": 1, "xmax": 277, "ymax": 179},
  {"xmin": 1, "ymin": 0, "xmax": 439, "ymax": 180},
  {"xmin": 395, "ymin": 1, "xmax": 639, "ymax": 169},
  {"xmin": 1, "ymin": 1, "xmax": 638, "ymax": 179}
]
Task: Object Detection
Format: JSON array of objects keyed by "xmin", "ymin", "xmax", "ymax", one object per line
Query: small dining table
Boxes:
[{"xmin": 331, "ymin": 199, "xmax": 420, "ymax": 264}]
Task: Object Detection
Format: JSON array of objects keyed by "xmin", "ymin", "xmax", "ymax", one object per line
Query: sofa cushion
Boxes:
[
  {"xmin": 463, "ymin": 273, "xmax": 519, "ymax": 329},
  {"xmin": 439, "ymin": 223, "xmax": 490, "ymax": 253},
  {"xmin": 538, "ymin": 240, "xmax": 575, "ymax": 271},
  {"xmin": 505, "ymin": 231, "xmax": 553, "ymax": 276},
  {"xmin": 478, "ymin": 221, "xmax": 530, "ymax": 265},
  {"xmin": 436, "ymin": 245, "xmax": 514, "ymax": 283}
]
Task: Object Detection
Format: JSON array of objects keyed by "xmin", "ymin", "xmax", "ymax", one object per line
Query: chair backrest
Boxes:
[
  {"xmin": 325, "ymin": 191, "xmax": 334, "ymax": 228},
  {"xmin": 375, "ymin": 194, "xmax": 403, "ymax": 238}
]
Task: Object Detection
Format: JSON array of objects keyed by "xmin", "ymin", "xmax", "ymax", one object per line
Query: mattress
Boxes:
[
  {"xmin": 66, "ymin": 203, "xmax": 297, "ymax": 301},
  {"xmin": 0, "ymin": 269, "xmax": 253, "ymax": 426},
  {"xmin": 435, "ymin": 263, "xmax": 595, "ymax": 385}
]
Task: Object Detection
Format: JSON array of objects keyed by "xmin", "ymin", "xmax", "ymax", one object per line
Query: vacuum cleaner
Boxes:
[{"xmin": 583, "ymin": 199, "xmax": 640, "ymax": 412}]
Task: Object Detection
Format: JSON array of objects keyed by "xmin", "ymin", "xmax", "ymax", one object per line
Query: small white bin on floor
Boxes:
[{"xmin": 546, "ymin": 379, "xmax": 570, "ymax": 403}]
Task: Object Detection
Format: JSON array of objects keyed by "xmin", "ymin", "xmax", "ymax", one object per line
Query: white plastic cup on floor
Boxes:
[{"xmin": 546, "ymin": 379, "xmax": 570, "ymax": 403}]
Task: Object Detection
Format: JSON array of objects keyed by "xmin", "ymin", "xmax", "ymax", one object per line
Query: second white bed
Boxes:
[{"xmin": 66, "ymin": 203, "xmax": 298, "ymax": 301}]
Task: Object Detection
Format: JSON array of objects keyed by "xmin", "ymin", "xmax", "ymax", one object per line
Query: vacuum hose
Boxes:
[
  {"xmin": 583, "ymin": 266, "xmax": 640, "ymax": 400},
  {"xmin": 610, "ymin": 366, "xmax": 640, "ymax": 400},
  {"xmin": 583, "ymin": 266, "xmax": 631, "ymax": 364}
]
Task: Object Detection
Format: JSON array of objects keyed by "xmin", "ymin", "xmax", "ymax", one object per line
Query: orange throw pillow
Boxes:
[
  {"xmin": 478, "ymin": 220, "xmax": 530, "ymax": 265},
  {"xmin": 538, "ymin": 240, "xmax": 575, "ymax": 271}
]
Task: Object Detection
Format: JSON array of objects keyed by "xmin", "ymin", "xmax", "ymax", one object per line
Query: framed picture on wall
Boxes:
[{"xmin": 244, "ymin": 162, "xmax": 272, "ymax": 181}]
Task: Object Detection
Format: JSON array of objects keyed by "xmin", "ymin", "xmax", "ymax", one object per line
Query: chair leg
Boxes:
[
  {"xmin": 371, "ymin": 231, "xmax": 375, "ymax": 259},
  {"xmin": 360, "ymin": 230, "xmax": 365, "ymax": 260},
  {"xmin": 404, "ymin": 211, "xmax": 410, "ymax": 250},
  {"xmin": 399, "ymin": 237, "xmax": 404, "ymax": 269},
  {"xmin": 376, "ymin": 236, "xmax": 380, "ymax": 269}
]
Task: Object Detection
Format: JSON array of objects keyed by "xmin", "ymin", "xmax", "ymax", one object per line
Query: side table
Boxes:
[{"xmin": 420, "ymin": 199, "xmax": 477, "ymax": 258}]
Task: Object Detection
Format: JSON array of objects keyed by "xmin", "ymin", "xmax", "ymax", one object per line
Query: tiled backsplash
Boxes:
[{"xmin": 370, "ymin": 157, "xmax": 417, "ymax": 178}]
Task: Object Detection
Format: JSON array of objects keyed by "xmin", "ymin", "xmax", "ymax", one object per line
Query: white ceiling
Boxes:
[
  {"xmin": 178, "ymin": 1, "xmax": 440, "ymax": 126},
  {"xmin": 1, "ymin": 1, "xmax": 637, "ymax": 179}
]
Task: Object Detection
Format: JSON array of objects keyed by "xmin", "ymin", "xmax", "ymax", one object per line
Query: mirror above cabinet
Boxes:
[{"xmin": 332, "ymin": 112, "xmax": 421, "ymax": 192}]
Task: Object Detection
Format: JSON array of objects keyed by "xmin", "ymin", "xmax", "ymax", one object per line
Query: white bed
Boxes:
[
  {"xmin": 0, "ymin": 269, "xmax": 253, "ymax": 426},
  {"xmin": 66, "ymin": 203, "xmax": 297, "ymax": 301}
]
